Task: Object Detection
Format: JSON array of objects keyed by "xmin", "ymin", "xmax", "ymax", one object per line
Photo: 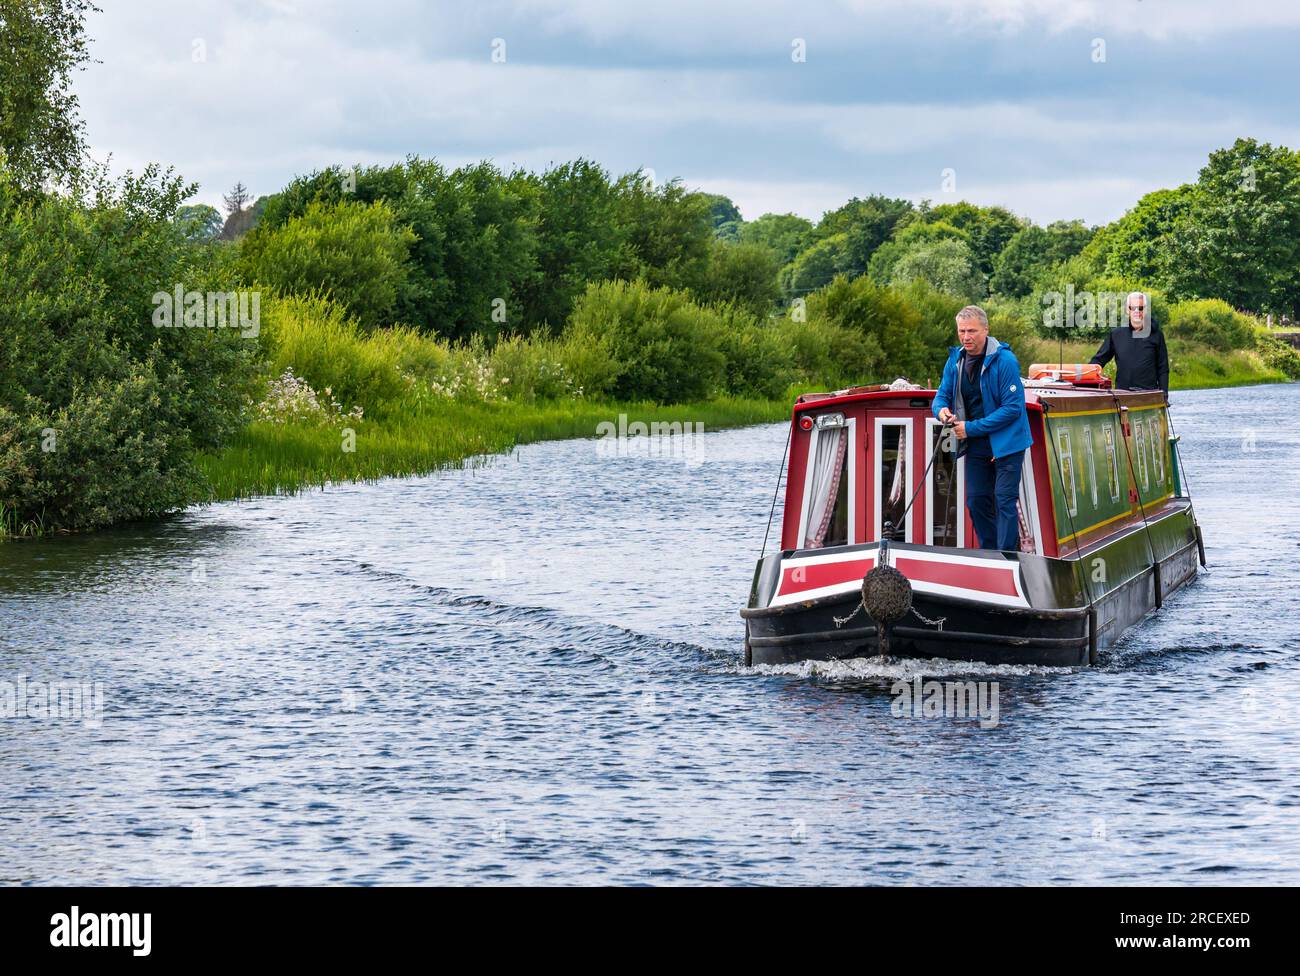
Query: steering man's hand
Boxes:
[{"xmin": 952, "ymin": 421, "xmax": 967, "ymax": 440}]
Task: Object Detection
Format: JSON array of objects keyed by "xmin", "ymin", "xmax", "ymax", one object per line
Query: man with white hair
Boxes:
[
  {"xmin": 1089, "ymin": 291, "xmax": 1169, "ymax": 394},
  {"xmin": 933, "ymin": 305, "xmax": 1033, "ymax": 552}
]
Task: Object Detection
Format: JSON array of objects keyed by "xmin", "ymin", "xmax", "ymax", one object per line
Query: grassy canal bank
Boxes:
[{"xmin": 198, "ymin": 395, "xmax": 788, "ymax": 501}]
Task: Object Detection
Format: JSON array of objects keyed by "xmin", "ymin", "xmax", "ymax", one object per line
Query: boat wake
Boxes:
[
  {"xmin": 332, "ymin": 556, "xmax": 718, "ymax": 670},
  {"xmin": 329, "ymin": 558, "xmax": 1077, "ymax": 681},
  {"xmin": 1098, "ymin": 639, "xmax": 1256, "ymax": 670},
  {"xmin": 734, "ymin": 655, "xmax": 1069, "ymax": 681}
]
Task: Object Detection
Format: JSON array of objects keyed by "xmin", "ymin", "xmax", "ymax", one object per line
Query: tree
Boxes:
[
  {"xmin": 609, "ymin": 173, "xmax": 714, "ymax": 293},
  {"xmin": 924, "ymin": 202, "xmax": 1024, "ymax": 278},
  {"xmin": 866, "ymin": 220, "xmax": 969, "ymax": 286},
  {"xmin": 0, "ymin": 0, "xmax": 98, "ymax": 192},
  {"xmin": 249, "ymin": 158, "xmax": 539, "ymax": 339},
  {"xmin": 515, "ymin": 158, "xmax": 624, "ymax": 330},
  {"xmin": 694, "ymin": 192, "xmax": 743, "ymax": 240},
  {"xmin": 1164, "ymin": 138, "xmax": 1300, "ymax": 315},
  {"xmin": 219, "ymin": 182, "xmax": 259, "ymax": 240},
  {"xmin": 890, "ymin": 238, "xmax": 986, "ymax": 299},
  {"xmin": 990, "ymin": 220, "xmax": 1094, "ymax": 297},
  {"xmin": 240, "ymin": 199, "xmax": 415, "ymax": 328},
  {"xmin": 223, "ymin": 181, "xmax": 251, "ymax": 215},
  {"xmin": 813, "ymin": 194, "xmax": 914, "ymax": 277},
  {"xmin": 176, "ymin": 203, "xmax": 223, "ymax": 242},
  {"xmin": 1094, "ymin": 185, "xmax": 1193, "ymax": 291},
  {"xmin": 781, "ymin": 232, "xmax": 853, "ymax": 298},
  {"xmin": 695, "ymin": 240, "xmax": 782, "ymax": 315},
  {"xmin": 738, "ymin": 212, "xmax": 814, "ymax": 267}
]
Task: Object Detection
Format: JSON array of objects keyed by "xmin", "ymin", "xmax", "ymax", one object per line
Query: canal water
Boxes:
[{"xmin": 2, "ymin": 384, "xmax": 1298, "ymax": 884}]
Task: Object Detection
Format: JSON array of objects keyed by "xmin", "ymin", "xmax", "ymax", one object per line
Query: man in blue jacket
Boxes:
[{"xmin": 933, "ymin": 306, "xmax": 1033, "ymax": 552}]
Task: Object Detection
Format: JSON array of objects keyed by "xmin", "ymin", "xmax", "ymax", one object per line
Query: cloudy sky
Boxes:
[{"xmin": 75, "ymin": 0, "xmax": 1300, "ymax": 226}]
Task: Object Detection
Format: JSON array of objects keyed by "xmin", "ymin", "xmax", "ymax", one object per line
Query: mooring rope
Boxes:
[
  {"xmin": 759, "ymin": 421, "xmax": 792, "ymax": 560},
  {"xmin": 1161, "ymin": 395, "xmax": 1207, "ymax": 571},
  {"xmin": 1043, "ymin": 403, "xmax": 1098, "ymax": 615},
  {"xmin": 832, "ymin": 419, "xmax": 953, "ymax": 630},
  {"xmin": 1164, "ymin": 400, "xmax": 1196, "ymax": 497},
  {"xmin": 893, "ymin": 418, "xmax": 954, "ymax": 538},
  {"xmin": 1107, "ymin": 390, "xmax": 1160, "ymax": 576}
]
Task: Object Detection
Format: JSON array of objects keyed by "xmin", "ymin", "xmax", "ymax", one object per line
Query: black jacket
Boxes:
[{"xmin": 1090, "ymin": 323, "xmax": 1169, "ymax": 393}]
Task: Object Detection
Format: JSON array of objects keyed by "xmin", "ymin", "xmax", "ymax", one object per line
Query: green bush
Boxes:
[
  {"xmin": 257, "ymin": 294, "xmax": 409, "ymax": 416},
  {"xmin": 552, "ymin": 329, "xmax": 619, "ymax": 399},
  {"xmin": 805, "ymin": 275, "xmax": 929, "ymax": 381},
  {"xmin": 489, "ymin": 333, "xmax": 577, "ymax": 402},
  {"xmin": 0, "ymin": 163, "xmax": 257, "ymax": 533},
  {"xmin": 241, "ymin": 198, "xmax": 414, "ymax": 328},
  {"xmin": 979, "ymin": 295, "xmax": 1038, "ymax": 358},
  {"xmin": 1, "ymin": 364, "xmax": 199, "ymax": 532},
  {"xmin": 1256, "ymin": 331, "xmax": 1300, "ymax": 378},
  {"xmin": 695, "ymin": 240, "xmax": 782, "ymax": 316},
  {"xmin": 566, "ymin": 279, "xmax": 727, "ymax": 402},
  {"xmin": 379, "ymin": 323, "xmax": 455, "ymax": 384},
  {"xmin": 896, "ymin": 280, "xmax": 964, "ymax": 352},
  {"xmin": 1167, "ymin": 299, "xmax": 1256, "ymax": 352},
  {"xmin": 715, "ymin": 310, "xmax": 798, "ymax": 399},
  {"xmin": 770, "ymin": 316, "xmax": 883, "ymax": 389}
]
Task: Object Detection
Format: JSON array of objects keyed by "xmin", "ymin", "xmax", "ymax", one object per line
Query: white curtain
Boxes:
[
  {"xmin": 888, "ymin": 428, "xmax": 907, "ymax": 506},
  {"xmin": 803, "ymin": 428, "xmax": 847, "ymax": 548}
]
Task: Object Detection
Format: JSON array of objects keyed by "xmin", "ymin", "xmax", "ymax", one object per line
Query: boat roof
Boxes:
[{"xmin": 793, "ymin": 383, "xmax": 1166, "ymax": 415}]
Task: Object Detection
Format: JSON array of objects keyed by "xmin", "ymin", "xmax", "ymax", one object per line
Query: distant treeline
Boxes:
[
  {"xmin": 7, "ymin": 141, "xmax": 1300, "ymax": 535},
  {"xmin": 215, "ymin": 158, "xmax": 781, "ymax": 337},
  {"xmin": 186, "ymin": 136, "xmax": 1300, "ymax": 342}
]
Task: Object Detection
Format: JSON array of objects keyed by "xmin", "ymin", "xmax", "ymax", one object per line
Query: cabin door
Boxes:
[
  {"xmin": 865, "ymin": 411, "xmax": 1045, "ymax": 552},
  {"xmin": 868, "ymin": 412, "xmax": 970, "ymax": 548},
  {"xmin": 869, "ymin": 414, "xmax": 918, "ymax": 543}
]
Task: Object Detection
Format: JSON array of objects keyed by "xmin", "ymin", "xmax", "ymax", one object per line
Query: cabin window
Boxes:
[
  {"xmin": 801, "ymin": 422, "xmax": 852, "ymax": 549},
  {"xmin": 1150, "ymin": 416, "xmax": 1165, "ymax": 487},
  {"xmin": 874, "ymin": 418, "xmax": 912, "ymax": 542},
  {"xmin": 926, "ymin": 419, "xmax": 961, "ymax": 547},
  {"xmin": 1102, "ymin": 423, "xmax": 1121, "ymax": 501},
  {"xmin": 1056, "ymin": 427, "xmax": 1077, "ymax": 518},
  {"xmin": 1135, "ymin": 419, "xmax": 1149, "ymax": 491},
  {"xmin": 1082, "ymin": 425, "xmax": 1098, "ymax": 508},
  {"xmin": 1017, "ymin": 452, "xmax": 1039, "ymax": 554}
]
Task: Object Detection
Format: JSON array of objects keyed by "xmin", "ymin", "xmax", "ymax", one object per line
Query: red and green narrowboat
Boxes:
[{"xmin": 740, "ymin": 369, "xmax": 1205, "ymax": 667}]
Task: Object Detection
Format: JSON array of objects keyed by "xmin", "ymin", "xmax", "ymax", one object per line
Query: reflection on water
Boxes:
[{"xmin": 1, "ymin": 384, "xmax": 1299, "ymax": 884}]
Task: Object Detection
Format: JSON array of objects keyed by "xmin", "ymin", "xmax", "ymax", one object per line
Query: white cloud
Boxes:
[
  {"xmin": 516, "ymin": 0, "xmax": 1300, "ymax": 45},
  {"xmin": 72, "ymin": 0, "xmax": 1300, "ymax": 223}
]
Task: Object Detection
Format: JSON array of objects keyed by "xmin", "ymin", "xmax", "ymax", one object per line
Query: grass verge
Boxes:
[{"xmin": 197, "ymin": 395, "xmax": 788, "ymax": 501}]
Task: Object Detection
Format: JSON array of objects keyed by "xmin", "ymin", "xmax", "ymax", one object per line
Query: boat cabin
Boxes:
[{"xmin": 780, "ymin": 380, "xmax": 1179, "ymax": 560}]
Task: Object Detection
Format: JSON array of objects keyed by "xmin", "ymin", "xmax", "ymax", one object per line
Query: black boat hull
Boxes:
[
  {"xmin": 741, "ymin": 502, "xmax": 1202, "ymax": 668},
  {"xmin": 743, "ymin": 590, "xmax": 1094, "ymax": 667}
]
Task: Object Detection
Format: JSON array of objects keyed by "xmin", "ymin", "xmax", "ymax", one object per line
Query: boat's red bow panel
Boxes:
[{"xmin": 769, "ymin": 545, "xmax": 1030, "ymax": 609}]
